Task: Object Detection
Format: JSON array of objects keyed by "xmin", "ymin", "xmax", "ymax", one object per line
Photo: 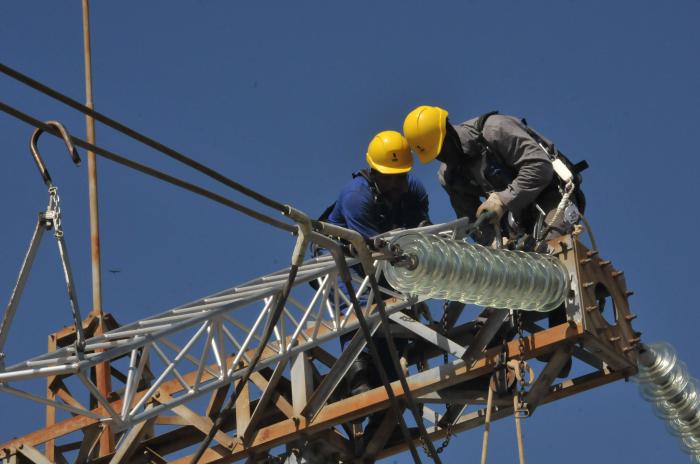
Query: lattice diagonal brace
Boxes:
[{"xmin": 0, "ymin": 220, "xmax": 467, "ymax": 433}]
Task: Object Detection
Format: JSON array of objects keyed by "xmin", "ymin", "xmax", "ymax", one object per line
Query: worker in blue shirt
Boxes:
[
  {"xmin": 321, "ymin": 130, "xmax": 430, "ymax": 402},
  {"xmin": 325, "ymin": 134, "xmax": 430, "ymax": 239}
]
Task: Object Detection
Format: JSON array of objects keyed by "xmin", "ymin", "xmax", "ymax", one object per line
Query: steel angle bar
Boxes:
[
  {"xmin": 302, "ymin": 316, "xmax": 383, "ymax": 419},
  {"xmin": 160, "ymin": 337, "xmax": 219, "ymax": 379},
  {"xmin": 126, "ymin": 297, "xmax": 416, "ymax": 426},
  {"xmin": 375, "ymin": 217, "xmax": 472, "ymax": 240},
  {"xmin": 0, "ymin": 217, "xmax": 46, "ymax": 361},
  {"xmin": 152, "ymin": 343, "xmax": 191, "ymax": 392},
  {"xmin": 221, "ymin": 314, "xmax": 265, "ymax": 345},
  {"xmin": 54, "ymin": 234, "xmax": 87, "ymax": 349},
  {"xmin": 228, "ymin": 297, "xmax": 276, "ymax": 372},
  {"xmin": 129, "ymin": 322, "xmax": 209, "ymax": 414},
  {"xmin": 77, "ymin": 372, "xmax": 123, "ymax": 426},
  {"xmin": 16, "ymin": 443, "xmax": 53, "ymax": 464},
  {"xmin": 220, "ymin": 325, "xmax": 252, "ymax": 367},
  {"xmin": 0, "ymin": 364, "xmax": 80, "ymax": 382},
  {"xmin": 0, "ymin": 383, "xmax": 104, "ymax": 419},
  {"xmin": 185, "ymin": 259, "xmax": 336, "ymax": 308},
  {"xmin": 2, "ymin": 286, "xmax": 275, "ymax": 375},
  {"xmin": 121, "ymin": 345, "xmax": 150, "ymax": 420},
  {"xmin": 210, "ymin": 322, "xmax": 226, "ymax": 380},
  {"xmin": 388, "ymin": 312, "xmax": 466, "ymax": 358},
  {"xmin": 120, "ymin": 348, "xmax": 141, "ymax": 419}
]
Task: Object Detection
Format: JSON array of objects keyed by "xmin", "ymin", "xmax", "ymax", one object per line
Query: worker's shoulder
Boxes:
[
  {"xmin": 337, "ymin": 175, "xmax": 372, "ymax": 202},
  {"xmin": 454, "ymin": 113, "xmax": 520, "ymax": 139},
  {"xmin": 407, "ymin": 174, "xmax": 427, "ymax": 193},
  {"xmin": 482, "ymin": 113, "xmax": 523, "ymax": 129}
]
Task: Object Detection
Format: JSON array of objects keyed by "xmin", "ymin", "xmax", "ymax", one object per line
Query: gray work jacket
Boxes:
[{"xmin": 438, "ymin": 114, "xmax": 554, "ymax": 220}]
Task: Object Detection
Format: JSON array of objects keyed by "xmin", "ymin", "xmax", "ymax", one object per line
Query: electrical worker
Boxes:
[
  {"xmin": 402, "ymin": 106, "xmax": 585, "ymax": 245},
  {"xmin": 321, "ymin": 130, "xmax": 430, "ymax": 398},
  {"xmin": 402, "ymin": 106, "xmax": 587, "ymax": 377}
]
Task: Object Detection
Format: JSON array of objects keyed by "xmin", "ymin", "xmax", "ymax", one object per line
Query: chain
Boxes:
[
  {"xmin": 435, "ymin": 420, "xmax": 456, "ymax": 454},
  {"xmin": 514, "ymin": 311, "xmax": 531, "ymax": 417},
  {"xmin": 265, "ymin": 446, "xmax": 302, "ymax": 463},
  {"xmin": 47, "ymin": 186, "xmax": 63, "ymax": 238},
  {"xmin": 441, "ymin": 301, "xmax": 450, "ymax": 364}
]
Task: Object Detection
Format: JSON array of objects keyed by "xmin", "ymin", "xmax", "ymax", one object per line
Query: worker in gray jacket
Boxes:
[
  {"xmin": 403, "ymin": 106, "xmax": 585, "ymax": 242},
  {"xmin": 403, "ymin": 106, "xmax": 586, "ymax": 377}
]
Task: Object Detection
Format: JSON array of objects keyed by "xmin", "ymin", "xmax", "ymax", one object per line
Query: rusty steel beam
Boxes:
[
  {"xmin": 169, "ymin": 322, "xmax": 586, "ymax": 463},
  {"xmin": 1, "ymin": 322, "xmax": 584, "ymax": 460},
  {"xmin": 0, "ymin": 294, "xmax": 360, "ymax": 452},
  {"xmin": 376, "ymin": 367, "xmax": 626, "ymax": 461},
  {"xmin": 81, "ymin": 1, "xmax": 112, "ymax": 455},
  {"xmin": 2, "ymin": 299, "xmax": 637, "ymax": 464}
]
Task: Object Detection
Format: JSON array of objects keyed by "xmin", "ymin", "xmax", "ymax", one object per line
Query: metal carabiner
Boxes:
[{"xmin": 29, "ymin": 121, "xmax": 81, "ymax": 188}]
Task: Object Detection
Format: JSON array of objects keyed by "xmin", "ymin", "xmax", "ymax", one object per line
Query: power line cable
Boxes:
[
  {"xmin": 0, "ymin": 101, "xmax": 297, "ymax": 234},
  {"xmin": 0, "ymin": 62, "xmax": 287, "ymax": 213}
]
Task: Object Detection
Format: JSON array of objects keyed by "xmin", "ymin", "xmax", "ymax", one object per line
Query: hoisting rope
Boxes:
[
  {"xmin": 0, "ymin": 62, "xmax": 288, "ymax": 213},
  {"xmin": 513, "ymin": 392, "xmax": 526, "ymax": 464},
  {"xmin": 480, "ymin": 384, "xmax": 495, "ymax": 464},
  {"xmin": 0, "ymin": 101, "xmax": 297, "ymax": 234}
]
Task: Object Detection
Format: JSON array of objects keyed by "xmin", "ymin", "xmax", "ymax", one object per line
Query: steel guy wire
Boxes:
[
  {"xmin": 0, "ymin": 101, "xmax": 297, "ymax": 234},
  {"xmin": 0, "ymin": 62, "xmax": 288, "ymax": 213}
]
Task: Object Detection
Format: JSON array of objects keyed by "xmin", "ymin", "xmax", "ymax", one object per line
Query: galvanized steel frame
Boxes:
[{"xmin": 0, "ymin": 222, "xmax": 641, "ymax": 463}]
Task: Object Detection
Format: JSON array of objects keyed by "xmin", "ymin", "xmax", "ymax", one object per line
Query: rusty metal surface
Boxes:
[
  {"xmin": 81, "ymin": 0, "xmax": 111, "ymax": 455},
  {"xmin": 0, "ymin": 236, "xmax": 641, "ymax": 463}
]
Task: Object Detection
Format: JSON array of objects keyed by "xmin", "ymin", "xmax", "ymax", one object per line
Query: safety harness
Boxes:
[
  {"xmin": 472, "ymin": 111, "xmax": 589, "ymax": 213},
  {"xmin": 316, "ymin": 170, "xmax": 382, "ymax": 223}
]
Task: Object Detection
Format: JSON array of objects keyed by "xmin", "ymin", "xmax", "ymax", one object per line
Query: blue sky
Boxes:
[{"xmin": 1, "ymin": 1, "xmax": 699, "ymax": 462}]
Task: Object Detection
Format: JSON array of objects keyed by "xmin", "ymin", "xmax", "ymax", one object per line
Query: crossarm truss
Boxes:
[{"xmin": 0, "ymin": 221, "xmax": 641, "ymax": 463}]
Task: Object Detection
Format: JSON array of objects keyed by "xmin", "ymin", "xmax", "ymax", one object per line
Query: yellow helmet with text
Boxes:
[
  {"xmin": 366, "ymin": 130, "xmax": 413, "ymax": 174},
  {"xmin": 403, "ymin": 105, "xmax": 449, "ymax": 164}
]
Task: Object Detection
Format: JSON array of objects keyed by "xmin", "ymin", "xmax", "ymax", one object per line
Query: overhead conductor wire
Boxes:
[
  {"xmin": 0, "ymin": 99, "xmax": 308, "ymax": 461},
  {"xmin": 0, "ymin": 62, "xmax": 287, "ymax": 212},
  {"xmin": 0, "ymin": 65, "xmax": 434, "ymax": 462},
  {"xmin": 0, "ymin": 102, "xmax": 296, "ymax": 234}
]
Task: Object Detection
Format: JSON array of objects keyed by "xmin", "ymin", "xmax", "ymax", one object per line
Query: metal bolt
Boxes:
[
  {"xmin": 580, "ymin": 258, "xmax": 592, "ymax": 264},
  {"xmin": 625, "ymin": 291, "xmax": 634, "ymax": 297},
  {"xmin": 585, "ymin": 305, "xmax": 600, "ymax": 312},
  {"xmin": 599, "ymin": 260, "xmax": 612, "ymax": 266},
  {"xmin": 586, "ymin": 250, "xmax": 599, "ymax": 257},
  {"xmin": 611, "ymin": 271, "xmax": 624, "ymax": 278},
  {"xmin": 583, "ymin": 282, "xmax": 595, "ymax": 289},
  {"xmin": 625, "ymin": 313, "xmax": 638, "ymax": 321},
  {"xmin": 609, "ymin": 336, "xmax": 621, "ymax": 343}
]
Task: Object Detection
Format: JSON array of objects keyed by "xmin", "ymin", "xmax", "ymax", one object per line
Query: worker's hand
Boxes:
[{"xmin": 476, "ymin": 192, "xmax": 506, "ymax": 224}]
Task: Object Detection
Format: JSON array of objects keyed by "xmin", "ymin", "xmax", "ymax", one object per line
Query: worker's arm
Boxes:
[
  {"xmin": 338, "ymin": 187, "xmax": 384, "ymax": 239},
  {"xmin": 406, "ymin": 177, "xmax": 431, "ymax": 226},
  {"xmin": 438, "ymin": 162, "xmax": 482, "ymax": 220},
  {"xmin": 485, "ymin": 115, "xmax": 554, "ymax": 215}
]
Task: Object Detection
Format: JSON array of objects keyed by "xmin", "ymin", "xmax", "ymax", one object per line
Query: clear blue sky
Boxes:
[{"xmin": 1, "ymin": 1, "xmax": 699, "ymax": 462}]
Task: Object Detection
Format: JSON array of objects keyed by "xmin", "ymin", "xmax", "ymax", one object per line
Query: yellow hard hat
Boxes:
[
  {"xmin": 366, "ymin": 130, "xmax": 413, "ymax": 174},
  {"xmin": 403, "ymin": 105, "xmax": 449, "ymax": 164}
]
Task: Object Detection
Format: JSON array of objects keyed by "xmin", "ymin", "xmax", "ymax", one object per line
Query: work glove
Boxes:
[{"xmin": 476, "ymin": 192, "xmax": 506, "ymax": 224}]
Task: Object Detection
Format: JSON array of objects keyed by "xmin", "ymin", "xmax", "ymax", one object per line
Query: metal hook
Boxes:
[{"xmin": 29, "ymin": 121, "xmax": 81, "ymax": 188}]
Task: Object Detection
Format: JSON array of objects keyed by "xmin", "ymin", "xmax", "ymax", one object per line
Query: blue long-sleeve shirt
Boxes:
[{"xmin": 326, "ymin": 173, "xmax": 430, "ymax": 238}]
